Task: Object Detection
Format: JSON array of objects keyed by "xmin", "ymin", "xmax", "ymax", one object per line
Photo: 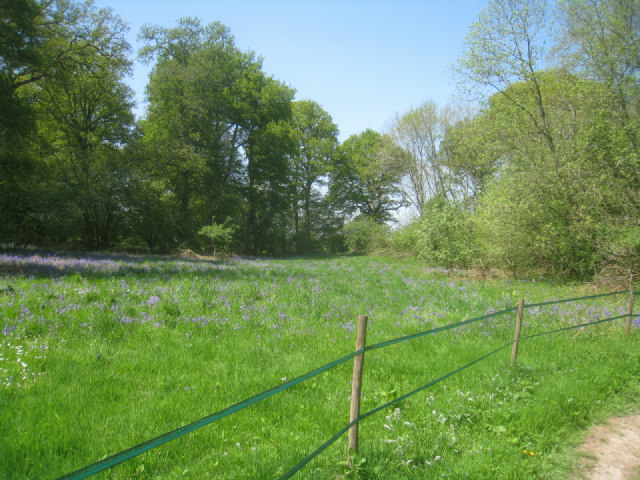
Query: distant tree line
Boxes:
[{"xmin": 1, "ymin": 0, "xmax": 638, "ymax": 282}]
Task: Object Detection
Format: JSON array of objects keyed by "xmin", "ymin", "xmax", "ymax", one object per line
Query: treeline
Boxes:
[
  {"xmin": 1, "ymin": 3, "xmax": 344, "ymax": 254},
  {"xmin": 1, "ymin": 0, "xmax": 638, "ymax": 282}
]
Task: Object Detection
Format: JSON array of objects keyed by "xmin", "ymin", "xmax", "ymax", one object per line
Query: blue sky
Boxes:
[{"xmin": 93, "ymin": 0, "xmax": 487, "ymax": 141}]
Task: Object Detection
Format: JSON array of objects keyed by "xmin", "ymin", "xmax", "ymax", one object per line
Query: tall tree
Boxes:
[
  {"xmin": 289, "ymin": 100, "xmax": 338, "ymax": 244},
  {"xmin": 557, "ymin": 0, "xmax": 640, "ymax": 281},
  {"xmin": 330, "ymin": 129, "xmax": 406, "ymax": 223},
  {"xmin": 1, "ymin": 0, "xmax": 131, "ymax": 143},
  {"xmin": 387, "ymin": 101, "xmax": 472, "ymax": 215},
  {"xmin": 475, "ymin": 72, "xmax": 627, "ymax": 277},
  {"xmin": 140, "ymin": 19, "xmax": 250, "ymax": 245},
  {"xmin": 0, "ymin": 0, "xmax": 135, "ymax": 246},
  {"xmin": 140, "ymin": 18, "xmax": 295, "ymax": 253},
  {"xmin": 241, "ymin": 75, "xmax": 295, "ymax": 253},
  {"xmin": 440, "ymin": 107, "xmax": 503, "ymax": 202},
  {"xmin": 558, "ymin": 0, "xmax": 640, "ymax": 172},
  {"xmin": 0, "ymin": 0, "xmax": 42, "ymax": 135},
  {"xmin": 454, "ymin": 0, "xmax": 639, "ymax": 278},
  {"xmin": 35, "ymin": 4, "xmax": 134, "ymax": 248}
]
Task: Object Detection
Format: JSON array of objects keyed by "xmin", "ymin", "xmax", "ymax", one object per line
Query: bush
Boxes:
[
  {"xmin": 415, "ymin": 195, "xmax": 478, "ymax": 269},
  {"xmin": 342, "ymin": 216, "xmax": 390, "ymax": 253},
  {"xmin": 390, "ymin": 221, "xmax": 421, "ymax": 256},
  {"xmin": 198, "ymin": 217, "xmax": 235, "ymax": 259}
]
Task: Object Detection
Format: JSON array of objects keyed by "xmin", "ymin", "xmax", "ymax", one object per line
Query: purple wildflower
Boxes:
[
  {"xmin": 146, "ymin": 295, "xmax": 160, "ymax": 306},
  {"xmin": 2, "ymin": 324, "xmax": 16, "ymax": 335}
]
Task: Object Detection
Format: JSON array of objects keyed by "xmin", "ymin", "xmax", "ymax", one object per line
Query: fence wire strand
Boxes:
[
  {"xmin": 518, "ymin": 314, "xmax": 629, "ymax": 341},
  {"xmin": 524, "ymin": 290, "xmax": 628, "ymax": 309},
  {"xmin": 366, "ymin": 306, "xmax": 517, "ymax": 352}
]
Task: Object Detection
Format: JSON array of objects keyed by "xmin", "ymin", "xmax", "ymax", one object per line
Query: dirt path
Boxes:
[{"xmin": 573, "ymin": 414, "xmax": 640, "ymax": 480}]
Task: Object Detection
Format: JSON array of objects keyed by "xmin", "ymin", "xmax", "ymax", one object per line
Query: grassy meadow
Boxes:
[{"xmin": 1, "ymin": 251, "xmax": 639, "ymax": 479}]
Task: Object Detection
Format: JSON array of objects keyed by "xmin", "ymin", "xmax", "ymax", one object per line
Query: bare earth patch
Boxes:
[{"xmin": 573, "ymin": 414, "xmax": 640, "ymax": 480}]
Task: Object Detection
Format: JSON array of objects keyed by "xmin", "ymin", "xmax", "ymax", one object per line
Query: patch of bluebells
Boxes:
[
  {"xmin": 188, "ymin": 316, "xmax": 212, "ymax": 327},
  {"xmin": 1, "ymin": 251, "xmax": 634, "ymax": 395},
  {"xmin": 2, "ymin": 324, "xmax": 16, "ymax": 335},
  {"xmin": 0, "ymin": 251, "xmax": 239, "ymax": 278},
  {"xmin": 146, "ymin": 295, "xmax": 161, "ymax": 306}
]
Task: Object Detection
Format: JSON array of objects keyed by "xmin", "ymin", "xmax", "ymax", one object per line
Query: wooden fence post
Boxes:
[
  {"xmin": 511, "ymin": 298, "xmax": 525, "ymax": 365},
  {"xmin": 348, "ymin": 315, "xmax": 368, "ymax": 467},
  {"xmin": 626, "ymin": 290, "xmax": 635, "ymax": 336}
]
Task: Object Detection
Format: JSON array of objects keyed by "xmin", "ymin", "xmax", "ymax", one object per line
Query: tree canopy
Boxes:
[{"xmin": 330, "ymin": 129, "xmax": 406, "ymax": 223}]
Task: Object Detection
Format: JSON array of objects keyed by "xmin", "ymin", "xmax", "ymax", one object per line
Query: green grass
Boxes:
[{"xmin": 0, "ymin": 252, "xmax": 638, "ymax": 479}]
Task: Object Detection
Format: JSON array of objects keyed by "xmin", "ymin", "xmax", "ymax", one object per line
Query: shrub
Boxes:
[
  {"xmin": 198, "ymin": 217, "xmax": 235, "ymax": 259},
  {"xmin": 415, "ymin": 195, "xmax": 477, "ymax": 269},
  {"xmin": 390, "ymin": 220, "xmax": 421, "ymax": 256},
  {"xmin": 342, "ymin": 216, "xmax": 390, "ymax": 253}
]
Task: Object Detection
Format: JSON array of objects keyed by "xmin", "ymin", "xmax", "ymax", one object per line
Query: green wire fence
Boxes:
[{"xmin": 58, "ymin": 289, "xmax": 635, "ymax": 480}]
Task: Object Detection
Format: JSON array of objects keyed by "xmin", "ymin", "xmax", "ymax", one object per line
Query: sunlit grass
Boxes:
[{"xmin": 0, "ymin": 252, "xmax": 638, "ymax": 479}]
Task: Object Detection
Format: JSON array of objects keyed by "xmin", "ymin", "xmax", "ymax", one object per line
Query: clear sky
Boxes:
[{"xmin": 93, "ymin": 0, "xmax": 487, "ymax": 141}]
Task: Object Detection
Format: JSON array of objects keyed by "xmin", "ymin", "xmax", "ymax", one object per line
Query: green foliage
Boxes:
[
  {"xmin": 0, "ymin": 0, "xmax": 134, "ymax": 248},
  {"xmin": 119, "ymin": 142, "xmax": 179, "ymax": 252},
  {"xmin": 330, "ymin": 130, "xmax": 406, "ymax": 223},
  {"xmin": 342, "ymin": 215, "xmax": 390, "ymax": 253},
  {"xmin": 1, "ymin": 0, "xmax": 639, "ymax": 279},
  {"xmin": 452, "ymin": 0, "xmax": 640, "ymax": 279},
  {"xmin": 470, "ymin": 72, "xmax": 628, "ymax": 278},
  {"xmin": 140, "ymin": 19, "xmax": 296, "ymax": 253},
  {"xmin": 558, "ymin": 0, "xmax": 640, "ymax": 153},
  {"xmin": 440, "ymin": 108, "xmax": 501, "ymax": 201},
  {"xmin": 198, "ymin": 218, "xmax": 235, "ymax": 259},
  {"xmin": 289, "ymin": 100, "xmax": 339, "ymax": 246},
  {"xmin": 390, "ymin": 221, "xmax": 421, "ymax": 256},
  {"xmin": 456, "ymin": 0, "xmax": 551, "ymax": 98},
  {"xmin": 0, "ymin": 0, "xmax": 41, "ymax": 137},
  {"xmin": 415, "ymin": 195, "xmax": 477, "ymax": 269},
  {"xmin": 139, "ymin": 19, "xmax": 252, "ymax": 247}
]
